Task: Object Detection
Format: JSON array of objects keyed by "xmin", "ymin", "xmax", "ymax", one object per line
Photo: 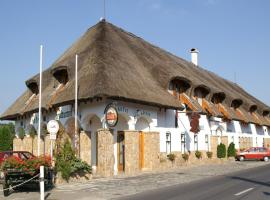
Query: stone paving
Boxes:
[{"xmin": 0, "ymin": 161, "xmax": 269, "ymax": 200}]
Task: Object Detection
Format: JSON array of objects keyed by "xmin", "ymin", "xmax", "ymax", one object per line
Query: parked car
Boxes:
[
  {"xmin": 236, "ymin": 147, "xmax": 270, "ymax": 162},
  {"xmin": 0, "ymin": 151, "xmax": 35, "ymax": 165}
]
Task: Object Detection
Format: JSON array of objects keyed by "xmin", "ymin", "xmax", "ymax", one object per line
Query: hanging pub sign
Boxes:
[{"xmin": 104, "ymin": 103, "xmax": 118, "ymax": 127}]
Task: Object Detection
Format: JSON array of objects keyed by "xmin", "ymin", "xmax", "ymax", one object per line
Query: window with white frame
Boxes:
[
  {"xmin": 181, "ymin": 133, "xmax": 186, "ymax": 153},
  {"xmin": 205, "ymin": 134, "xmax": 209, "ymax": 151},
  {"xmin": 226, "ymin": 121, "xmax": 235, "ymax": 132},
  {"xmin": 194, "ymin": 134, "xmax": 198, "ymax": 151},
  {"xmin": 240, "ymin": 123, "xmax": 252, "ymax": 134},
  {"xmin": 166, "ymin": 132, "xmax": 171, "ymax": 154},
  {"xmin": 256, "ymin": 125, "xmax": 264, "ymax": 135}
]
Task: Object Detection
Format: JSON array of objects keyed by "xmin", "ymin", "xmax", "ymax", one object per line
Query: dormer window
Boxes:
[
  {"xmin": 51, "ymin": 66, "xmax": 69, "ymax": 85},
  {"xmin": 25, "ymin": 79, "xmax": 39, "ymax": 95},
  {"xmin": 168, "ymin": 77, "xmax": 191, "ymax": 99},
  {"xmin": 193, "ymin": 85, "xmax": 210, "ymax": 106},
  {"xmin": 249, "ymin": 105, "xmax": 257, "ymax": 113},
  {"xmin": 263, "ymin": 110, "xmax": 270, "ymax": 117},
  {"xmin": 231, "ymin": 99, "xmax": 243, "ymax": 109},
  {"xmin": 211, "ymin": 92, "xmax": 225, "ymax": 104}
]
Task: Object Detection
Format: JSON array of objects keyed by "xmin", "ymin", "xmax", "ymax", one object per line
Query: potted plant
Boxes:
[
  {"xmin": 195, "ymin": 151, "xmax": 202, "ymax": 159},
  {"xmin": 206, "ymin": 151, "xmax": 213, "ymax": 159},
  {"xmin": 182, "ymin": 153, "xmax": 189, "ymax": 162},
  {"xmin": 167, "ymin": 153, "xmax": 176, "ymax": 163}
]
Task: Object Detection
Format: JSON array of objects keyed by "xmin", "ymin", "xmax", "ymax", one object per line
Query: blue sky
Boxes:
[{"xmin": 0, "ymin": 0, "xmax": 269, "ymax": 117}]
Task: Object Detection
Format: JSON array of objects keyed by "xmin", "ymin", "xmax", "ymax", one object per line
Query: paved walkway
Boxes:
[{"xmin": 1, "ymin": 161, "xmax": 269, "ymax": 200}]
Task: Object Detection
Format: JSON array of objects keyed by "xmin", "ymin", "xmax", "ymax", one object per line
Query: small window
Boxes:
[
  {"xmin": 166, "ymin": 132, "xmax": 171, "ymax": 154},
  {"xmin": 194, "ymin": 134, "xmax": 198, "ymax": 151},
  {"xmin": 181, "ymin": 133, "xmax": 186, "ymax": 153},
  {"xmin": 205, "ymin": 135, "xmax": 209, "ymax": 143},
  {"xmin": 43, "ymin": 116, "xmax": 47, "ymax": 122},
  {"xmin": 20, "ymin": 121, "xmax": 23, "ymax": 127}
]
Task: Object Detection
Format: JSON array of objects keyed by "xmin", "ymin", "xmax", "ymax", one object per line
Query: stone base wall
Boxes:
[
  {"xmin": 13, "ymin": 136, "xmax": 52, "ymax": 156},
  {"xmin": 158, "ymin": 151, "xmax": 226, "ymax": 170},
  {"xmin": 124, "ymin": 131, "xmax": 140, "ymax": 175},
  {"xmin": 13, "ymin": 132, "xmax": 90, "ymax": 164},
  {"xmin": 143, "ymin": 132, "xmax": 160, "ymax": 170},
  {"xmin": 96, "ymin": 129, "xmax": 114, "ymax": 177},
  {"xmin": 80, "ymin": 131, "xmax": 91, "ymax": 165}
]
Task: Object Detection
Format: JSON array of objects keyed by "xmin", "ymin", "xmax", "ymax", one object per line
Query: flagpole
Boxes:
[
  {"xmin": 38, "ymin": 45, "xmax": 43, "ymax": 157},
  {"xmin": 75, "ymin": 54, "xmax": 78, "ymax": 154}
]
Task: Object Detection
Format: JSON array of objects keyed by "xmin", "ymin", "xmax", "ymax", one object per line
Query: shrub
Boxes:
[
  {"xmin": 182, "ymin": 153, "xmax": 189, "ymax": 161},
  {"xmin": 227, "ymin": 142, "xmax": 236, "ymax": 157},
  {"xmin": 217, "ymin": 143, "xmax": 226, "ymax": 158},
  {"xmin": 28, "ymin": 125, "xmax": 37, "ymax": 139},
  {"xmin": 17, "ymin": 127, "xmax": 25, "ymax": 140},
  {"xmin": 167, "ymin": 153, "xmax": 176, "ymax": 162},
  {"xmin": 195, "ymin": 151, "xmax": 202, "ymax": 159},
  {"xmin": 206, "ymin": 151, "xmax": 213, "ymax": 159},
  {"xmin": 55, "ymin": 140, "xmax": 91, "ymax": 181},
  {"xmin": 0, "ymin": 124, "xmax": 15, "ymax": 151}
]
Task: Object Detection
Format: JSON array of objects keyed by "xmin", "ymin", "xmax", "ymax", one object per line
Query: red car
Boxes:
[
  {"xmin": 236, "ymin": 147, "xmax": 270, "ymax": 162},
  {"xmin": 0, "ymin": 151, "xmax": 35, "ymax": 165}
]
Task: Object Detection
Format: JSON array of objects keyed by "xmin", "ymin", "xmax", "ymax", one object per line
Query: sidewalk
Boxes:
[{"xmin": 1, "ymin": 161, "xmax": 269, "ymax": 200}]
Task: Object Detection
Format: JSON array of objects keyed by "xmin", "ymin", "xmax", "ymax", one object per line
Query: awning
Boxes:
[
  {"xmin": 217, "ymin": 103, "xmax": 232, "ymax": 120},
  {"xmin": 180, "ymin": 93, "xmax": 202, "ymax": 112},
  {"xmin": 235, "ymin": 108, "xmax": 249, "ymax": 123},
  {"xmin": 251, "ymin": 112, "xmax": 264, "ymax": 126},
  {"xmin": 202, "ymin": 99, "xmax": 222, "ymax": 117}
]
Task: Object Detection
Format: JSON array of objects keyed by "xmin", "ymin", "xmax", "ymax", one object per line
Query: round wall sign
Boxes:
[
  {"xmin": 105, "ymin": 105, "xmax": 118, "ymax": 127},
  {"xmin": 47, "ymin": 120, "xmax": 59, "ymax": 140}
]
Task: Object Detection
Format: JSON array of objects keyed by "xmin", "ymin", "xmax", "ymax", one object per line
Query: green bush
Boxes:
[
  {"xmin": 167, "ymin": 153, "xmax": 176, "ymax": 162},
  {"xmin": 217, "ymin": 143, "xmax": 226, "ymax": 158},
  {"xmin": 182, "ymin": 153, "xmax": 189, "ymax": 161},
  {"xmin": 17, "ymin": 127, "xmax": 25, "ymax": 140},
  {"xmin": 0, "ymin": 124, "xmax": 15, "ymax": 151},
  {"xmin": 195, "ymin": 151, "xmax": 202, "ymax": 159},
  {"xmin": 55, "ymin": 140, "xmax": 91, "ymax": 181},
  {"xmin": 206, "ymin": 151, "xmax": 213, "ymax": 159},
  {"xmin": 227, "ymin": 142, "xmax": 236, "ymax": 157},
  {"xmin": 28, "ymin": 125, "xmax": 37, "ymax": 139}
]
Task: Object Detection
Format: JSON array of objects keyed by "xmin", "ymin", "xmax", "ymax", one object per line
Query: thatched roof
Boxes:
[{"xmin": 1, "ymin": 20, "xmax": 270, "ymax": 126}]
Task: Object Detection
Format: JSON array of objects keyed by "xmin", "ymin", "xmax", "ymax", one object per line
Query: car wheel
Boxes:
[
  {"xmin": 239, "ymin": 156, "xmax": 245, "ymax": 162},
  {"xmin": 264, "ymin": 157, "xmax": 269, "ymax": 162}
]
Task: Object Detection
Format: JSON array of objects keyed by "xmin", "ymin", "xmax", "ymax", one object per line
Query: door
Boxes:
[
  {"xmin": 117, "ymin": 132, "xmax": 125, "ymax": 172},
  {"xmin": 245, "ymin": 147, "xmax": 256, "ymax": 159},
  {"xmin": 139, "ymin": 132, "xmax": 144, "ymax": 170}
]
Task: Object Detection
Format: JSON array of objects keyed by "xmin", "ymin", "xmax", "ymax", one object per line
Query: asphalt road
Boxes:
[{"xmin": 118, "ymin": 163, "xmax": 270, "ymax": 200}]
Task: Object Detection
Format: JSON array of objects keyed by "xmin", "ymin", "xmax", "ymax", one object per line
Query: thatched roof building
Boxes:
[{"xmin": 1, "ymin": 20, "xmax": 270, "ymax": 126}]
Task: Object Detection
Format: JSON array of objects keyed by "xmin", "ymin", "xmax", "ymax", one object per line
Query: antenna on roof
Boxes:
[
  {"xmin": 104, "ymin": 0, "xmax": 106, "ymax": 20},
  {"xmin": 100, "ymin": 0, "xmax": 106, "ymax": 22}
]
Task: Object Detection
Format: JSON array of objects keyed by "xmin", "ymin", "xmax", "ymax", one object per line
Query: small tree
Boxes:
[
  {"xmin": 17, "ymin": 127, "xmax": 25, "ymax": 140},
  {"xmin": 0, "ymin": 124, "xmax": 15, "ymax": 151},
  {"xmin": 227, "ymin": 142, "xmax": 236, "ymax": 157},
  {"xmin": 28, "ymin": 125, "xmax": 37, "ymax": 154},
  {"xmin": 217, "ymin": 143, "xmax": 226, "ymax": 158}
]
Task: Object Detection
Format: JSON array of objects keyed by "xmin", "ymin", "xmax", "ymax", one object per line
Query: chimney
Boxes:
[{"xmin": 190, "ymin": 48, "xmax": 199, "ymax": 66}]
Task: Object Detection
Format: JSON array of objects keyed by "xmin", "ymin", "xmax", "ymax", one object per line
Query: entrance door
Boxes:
[
  {"xmin": 139, "ymin": 132, "xmax": 144, "ymax": 170},
  {"xmin": 117, "ymin": 132, "xmax": 125, "ymax": 172}
]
